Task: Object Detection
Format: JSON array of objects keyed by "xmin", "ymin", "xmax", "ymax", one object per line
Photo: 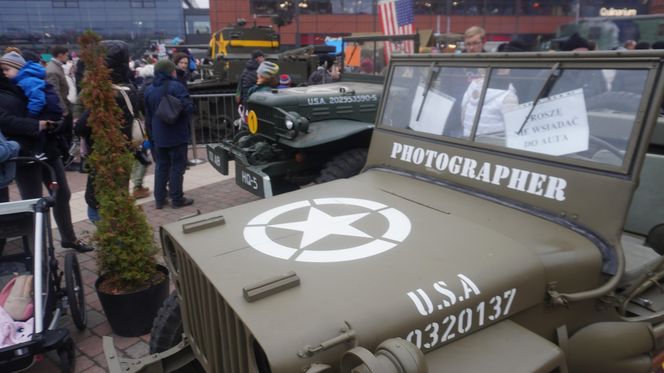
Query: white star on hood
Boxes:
[{"xmin": 268, "ymin": 207, "xmax": 371, "ymax": 248}]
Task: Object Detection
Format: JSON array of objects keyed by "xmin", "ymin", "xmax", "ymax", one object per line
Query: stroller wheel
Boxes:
[
  {"xmin": 65, "ymin": 253, "xmax": 87, "ymax": 330},
  {"xmin": 57, "ymin": 337, "xmax": 75, "ymax": 372}
]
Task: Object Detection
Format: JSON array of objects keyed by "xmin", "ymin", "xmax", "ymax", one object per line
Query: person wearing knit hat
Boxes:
[
  {"xmin": 257, "ymin": 61, "xmax": 279, "ymax": 80},
  {"xmin": 237, "ymin": 50, "xmax": 266, "ymax": 107},
  {"xmin": 154, "ymin": 59, "xmax": 176, "ymax": 76},
  {"xmin": 1, "ymin": 51, "xmax": 62, "ymax": 121},
  {"xmin": 277, "ymin": 73, "xmax": 291, "ymax": 89},
  {"xmin": 143, "ymin": 55, "xmax": 195, "ymax": 209},
  {"xmin": 0, "ymin": 51, "xmax": 25, "ymax": 72},
  {"xmin": 4, "ymin": 49, "xmax": 91, "ymax": 252},
  {"xmin": 247, "ymin": 61, "xmax": 280, "ymax": 98}
]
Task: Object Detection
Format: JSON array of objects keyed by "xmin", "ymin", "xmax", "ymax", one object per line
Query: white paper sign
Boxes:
[
  {"xmin": 504, "ymin": 89, "xmax": 589, "ymax": 156},
  {"xmin": 409, "ymin": 84, "xmax": 456, "ymax": 135}
]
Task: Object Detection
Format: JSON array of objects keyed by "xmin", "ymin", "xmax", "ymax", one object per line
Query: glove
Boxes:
[{"xmin": 46, "ymin": 120, "xmax": 64, "ymax": 134}]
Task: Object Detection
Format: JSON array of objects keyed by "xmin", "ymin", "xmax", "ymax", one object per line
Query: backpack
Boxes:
[{"xmin": 43, "ymin": 82, "xmax": 64, "ymax": 121}]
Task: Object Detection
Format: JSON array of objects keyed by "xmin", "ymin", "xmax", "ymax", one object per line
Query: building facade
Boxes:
[
  {"xmin": 0, "ymin": 0, "xmax": 184, "ymax": 45},
  {"xmin": 210, "ymin": 0, "xmax": 655, "ymax": 45}
]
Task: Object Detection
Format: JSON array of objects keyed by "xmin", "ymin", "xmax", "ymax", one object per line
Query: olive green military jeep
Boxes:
[
  {"xmin": 107, "ymin": 51, "xmax": 664, "ymax": 373},
  {"xmin": 206, "ymin": 34, "xmax": 419, "ymax": 198}
]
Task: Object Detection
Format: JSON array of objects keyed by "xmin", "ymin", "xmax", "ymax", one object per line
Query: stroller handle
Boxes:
[{"xmin": 7, "ymin": 156, "xmax": 59, "ymax": 208}]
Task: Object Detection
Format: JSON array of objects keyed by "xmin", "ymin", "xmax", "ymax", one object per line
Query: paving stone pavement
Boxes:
[{"xmin": 8, "ymin": 156, "xmax": 259, "ymax": 372}]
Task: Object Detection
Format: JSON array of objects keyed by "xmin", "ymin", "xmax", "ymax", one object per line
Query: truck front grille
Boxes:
[{"xmin": 175, "ymin": 246, "xmax": 255, "ymax": 373}]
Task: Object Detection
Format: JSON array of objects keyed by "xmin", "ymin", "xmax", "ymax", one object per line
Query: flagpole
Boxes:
[
  {"xmin": 446, "ymin": 0, "xmax": 451, "ymax": 34},
  {"xmin": 373, "ymin": 0, "xmax": 378, "ymax": 31},
  {"xmin": 295, "ymin": 0, "xmax": 301, "ymax": 47}
]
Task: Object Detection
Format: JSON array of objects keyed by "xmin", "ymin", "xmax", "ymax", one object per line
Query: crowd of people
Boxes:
[
  {"xmin": 0, "ymin": 42, "xmax": 202, "ymax": 252},
  {"xmin": 0, "ymin": 37, "xmax": 343, "ymax": 253},
  {"xmin": 0, "ymin": 30, "xmax": 662, "ymax": 253}
]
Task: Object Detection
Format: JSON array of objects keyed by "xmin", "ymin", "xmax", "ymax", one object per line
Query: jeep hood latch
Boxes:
[{"xmin": 298, "ymin": 321, "xmax": 357, "ymax": 358}]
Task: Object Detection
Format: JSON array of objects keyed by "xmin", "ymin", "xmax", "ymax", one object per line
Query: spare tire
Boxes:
[
  {"xmin": 149, "ymin": 292, "xmax": 203, "ymax": 372},
  {"xmin": 316, "ymin": 148, "xmax": 368, "ymax": 184}
]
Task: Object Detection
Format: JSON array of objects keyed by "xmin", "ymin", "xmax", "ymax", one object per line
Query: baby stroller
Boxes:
[{"xmin": 0, "ymin": 157, "xmax": 87, "ymax": 372}]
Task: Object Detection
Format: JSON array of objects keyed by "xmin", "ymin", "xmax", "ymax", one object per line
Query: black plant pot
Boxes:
[{"xmin": 95, "ymin": 264, "xmax": 169, "ymax": 337}]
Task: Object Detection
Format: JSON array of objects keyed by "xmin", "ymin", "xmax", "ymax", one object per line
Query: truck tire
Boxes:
[
  {"xmin": 150, "ymin": 292, "xmax": 203, "ymax": 372},
  {"xmin": 316, "ymin": 148, "xmax": 368, "ymax": 184}
]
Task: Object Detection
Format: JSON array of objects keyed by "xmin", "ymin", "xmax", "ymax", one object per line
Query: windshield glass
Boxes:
[{"xmin": 381, "ymin": 64, "xmax": 649, "ymax": 168}]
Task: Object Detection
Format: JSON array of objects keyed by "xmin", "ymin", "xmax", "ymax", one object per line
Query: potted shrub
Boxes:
[{"xmin": 79, "ymin": 32, "xmax": 169, "ymax": 337}]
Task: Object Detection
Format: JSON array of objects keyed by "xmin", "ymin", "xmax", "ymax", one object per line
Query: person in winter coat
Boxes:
[
  {"xmin": 247, "ymin": 61, "xmax": 279, "ymax": 96},
  {"xmin": 173, "ymin": 52, "xmax": 191, "ymax": 86},
  {"xmin": 74, "ymin": 40, "xmax": 139, "ymax": 223},
  {"xmin": 1, "ymin": 51, "xmax": 63, "ymax": 156},
  {"xmin": 0, "ymin": 130, "xmax": 20, "ymax": 195},
  {"xmin": 143, "ymin": 59, "xmax": 194, "ymax": 209},
  {"xmin": 0, "ymin": 52, "xmax": 63, "ymax": 121},
  {"xmin": 46, "ymin": 46, "xmax": 74, "ymax": 158},
  {"xmin": 307, "ymin": 55, "xmax": 340, "ymax": 85},
  {"xmin": 0, "ymin": 71, "xmax": 93, "ymax": 252},
  {"xmin": 237, "ymin": 50, "xmax": 265, "ymax": 107},
  {"xmin": 130, "ymin": 63, "xmax": 155, "ymax": 199}
]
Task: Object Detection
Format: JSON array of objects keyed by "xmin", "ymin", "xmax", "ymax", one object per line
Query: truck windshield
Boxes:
[{"xmin": 381, "ymin": 64, "xmax": 649, "ymax": 168}]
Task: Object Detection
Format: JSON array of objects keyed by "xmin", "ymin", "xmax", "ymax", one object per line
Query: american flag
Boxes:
[{"xmin": 379, "ymin": 0, "xmax": 415, "ymax": 60}]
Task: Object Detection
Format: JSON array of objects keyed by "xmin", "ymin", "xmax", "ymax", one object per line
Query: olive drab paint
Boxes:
[{"xmin": 129, "ymin": 50, "xmax": 664, "ymax": 373}]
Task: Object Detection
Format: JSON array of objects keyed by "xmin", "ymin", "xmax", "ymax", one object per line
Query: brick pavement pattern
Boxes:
[{"xmin": 17, "ymin": 163, "xmax": 259, "ymax": 372}]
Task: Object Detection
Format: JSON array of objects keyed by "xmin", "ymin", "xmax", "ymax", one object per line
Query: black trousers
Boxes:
[{"xmin": 15, "ymin": 156, "xmax": 77, "ymax": 244}]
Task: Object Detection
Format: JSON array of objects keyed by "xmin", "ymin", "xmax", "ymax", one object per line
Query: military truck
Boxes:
[
  {"xmin": 206, "ymin": 34, "xmax": 420, "ymax": 198},
  {"xmin": 106, "ymin": 50, "xmax": 664, "ymax": 372}
]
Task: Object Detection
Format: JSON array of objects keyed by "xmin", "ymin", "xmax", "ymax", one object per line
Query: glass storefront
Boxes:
[{"xmin": 0, "ymin": 0, "xmax": 183, "ymax": 43}]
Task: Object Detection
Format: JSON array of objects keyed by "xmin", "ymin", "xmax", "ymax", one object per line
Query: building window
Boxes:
[
  {"xmin": 251, "ymin": 0, "xmax": 582, "ymax": 16},
  {"xmin": 520, "ymin": 0, "xmax": 574, "ymax": 16},
  {"xmin": 252, "ymin": 0, "xmax": 279, "ymax": 15},
  {"xmin": 53, "ymin": 0, "xmax": 79, "ymax": 8},
  {"xmin": 251, "ymin": 0, "xmax": 370, "ymax": 15},
  {"xmin": 131, "ymin": 0, "xmax": 156, "ymax": 8}
]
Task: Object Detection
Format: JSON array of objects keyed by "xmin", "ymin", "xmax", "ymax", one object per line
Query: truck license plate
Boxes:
[
  {"xmin": 207, "ymin": 145, "xmax": 229, "ymax": 175},
  {"xmin": 235, "ymin": 162, "xmax": 271, "ymax": 198}
]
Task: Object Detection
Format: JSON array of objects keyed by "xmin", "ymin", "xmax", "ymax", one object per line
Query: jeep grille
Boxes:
[{"xmin": 175, "ymin": 244, "xmax": 257, "ymax": 373}]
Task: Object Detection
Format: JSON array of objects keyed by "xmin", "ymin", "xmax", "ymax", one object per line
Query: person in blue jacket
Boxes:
[
  {"xmin": 0, "ymin": 130, "xmax": 19, "ymax": 190},
  {"xmin": 144, "ymin": 59, "xmax": 194, "ymax": 209},
  {"xmin": 0, "ymin": 51, "xmax": 62, "ymax": 121},
  {"xmin": 1, "ymin": 51, "xmax": 63, "ymax": 156}
]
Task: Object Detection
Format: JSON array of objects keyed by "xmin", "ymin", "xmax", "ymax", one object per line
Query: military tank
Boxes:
[{"xmin": 186, "ymin": 20, "xmax": 330, "ymax": 94}]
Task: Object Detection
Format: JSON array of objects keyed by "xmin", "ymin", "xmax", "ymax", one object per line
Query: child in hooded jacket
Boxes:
[{"xmin": 0, "ymin": 51, "xmax": 63, "ymax": 155}]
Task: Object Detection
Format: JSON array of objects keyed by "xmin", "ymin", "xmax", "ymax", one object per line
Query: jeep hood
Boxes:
[{"xmin": 162, "ymin": 169, "xmax": 603, "ymax": 372}]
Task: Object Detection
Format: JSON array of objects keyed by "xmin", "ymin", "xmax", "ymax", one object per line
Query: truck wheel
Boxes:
[
  {"xmin": 149, "ymin": 292, "xmax": 203, "ymax": 372},
  {"xmin": 316, "ymin": 148, "xmax": 368, "ymax": 184}
]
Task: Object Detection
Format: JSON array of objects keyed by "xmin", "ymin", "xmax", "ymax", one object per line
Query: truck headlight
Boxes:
[{"xmin": 284, "ymin": 111, "xmax": 309, "ymax": 133}]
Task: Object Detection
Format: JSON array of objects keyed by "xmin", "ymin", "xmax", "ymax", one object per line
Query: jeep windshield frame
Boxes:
[{"xmin": 377, "ymin": 52, "xmax": 664, "ymax": 175}]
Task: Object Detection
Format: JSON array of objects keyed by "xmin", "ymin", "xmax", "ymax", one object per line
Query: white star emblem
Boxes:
[{"xmin": 268, "ymin": 207, "xmax": 371, "ymax": 248}]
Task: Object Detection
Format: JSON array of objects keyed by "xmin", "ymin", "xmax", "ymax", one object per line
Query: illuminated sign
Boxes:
[{"xmin": 599, "ymin": 7, "xmax": 638, "ymax": 17}]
